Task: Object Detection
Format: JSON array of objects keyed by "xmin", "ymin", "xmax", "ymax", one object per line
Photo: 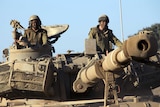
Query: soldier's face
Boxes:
[
  {"xmin": 30, "ymin": 19, "xmax": 38, "ymax": 29},
  {"xmin": 99, "ymin": 21, "xmax": 107, "ymax": 29}
]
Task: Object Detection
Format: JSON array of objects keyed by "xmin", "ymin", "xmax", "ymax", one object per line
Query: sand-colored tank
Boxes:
[{"xmin": 0, "ymin": 22, "xmax": 159, "ymax": 107}]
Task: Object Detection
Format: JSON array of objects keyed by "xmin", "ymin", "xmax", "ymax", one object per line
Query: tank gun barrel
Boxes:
[
  {"xmin": 73, "ymin": 31, "xmax": 158, "ymax": 93},
  {"xmin": 103, "ymin": 31, "xmax": 157, "ymax": 72}
]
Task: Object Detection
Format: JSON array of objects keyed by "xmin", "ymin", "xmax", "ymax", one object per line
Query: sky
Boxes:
[{"xmin": 0, "ymin": 0, "xmax": 160, "ymax": 61}]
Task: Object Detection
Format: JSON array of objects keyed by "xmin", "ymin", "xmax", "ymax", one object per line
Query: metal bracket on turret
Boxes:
[
  {"xmin": 10, "ymin": 20, "xmax": 25, "ymax": 30},
  {"xmin": 103, "ymin": 72, "xmax": 119, "ymax": 107}
]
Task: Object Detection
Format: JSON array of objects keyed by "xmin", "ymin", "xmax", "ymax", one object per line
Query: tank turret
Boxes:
[{"xmin": 73, "ymin": 31, "xmax": 157, "ymax": 93}]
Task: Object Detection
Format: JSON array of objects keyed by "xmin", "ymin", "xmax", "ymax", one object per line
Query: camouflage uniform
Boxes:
[
  {"xmin": 23, "ymin": 28, "xmax": 48, "ymax": 47},
  {"xmin": 88, "ymin": 25, "xmax": 122, "ymax": 53}
]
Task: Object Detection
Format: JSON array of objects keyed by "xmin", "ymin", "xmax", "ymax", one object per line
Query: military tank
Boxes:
[{"xmin": 0, "ymin": 20, "xmax": 160, "ymax": 107}]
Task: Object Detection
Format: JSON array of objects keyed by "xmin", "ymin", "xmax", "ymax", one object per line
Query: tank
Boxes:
[{"xmin": 0, "ymin": 20, "xmax": 160, "ymax": 107}]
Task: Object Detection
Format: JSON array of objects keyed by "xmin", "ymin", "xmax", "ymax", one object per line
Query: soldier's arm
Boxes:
[
  {"xmin": 112, "ymin": 35, "xmax": 123, "ymax": 47},
  {"xmin": 42, "ymin": 30, "xmax": 48, "ymax": 45},
  {"xmin": 17, "ymin": 30, "xmax": 29, "ymax": 47},
  {"xmin": 88, "ymin": 28, "xmax": 95, "ymax": 39},
  {"xmin": 109, "ymin": 30, "xmax": 123, "ymax": 47}
]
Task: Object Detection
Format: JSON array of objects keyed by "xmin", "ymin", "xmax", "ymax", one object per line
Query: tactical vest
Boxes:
[
  {"xmin": 24, "ymin": 28, "xmax": 47, "ymax": 46},
  {"xmin": 89, "ymin": 27, "xmax": 113, "ymax": 53}
]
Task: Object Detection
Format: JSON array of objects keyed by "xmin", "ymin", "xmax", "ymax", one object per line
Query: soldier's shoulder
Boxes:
[
  {"xmin": 90, "ymin": 27, "xmax": 98, "ymax": 33},
  {"xmin": 90, "ymin": 27, "xmax": 97, "ymax": 30},
  {"xmin": 41, "ymin": 28, "xmax": 47, "ymax": 33},
  {"xmin": 107, "ymin": 28, "xmax": 113, "ymax": 32},
  {"xmin": 24, "ymin": 28, "xmax": 32, "ymax": 32},
  {"xmin": 106, "ymin": 28, "xmax": 114, "ymax": 35}
]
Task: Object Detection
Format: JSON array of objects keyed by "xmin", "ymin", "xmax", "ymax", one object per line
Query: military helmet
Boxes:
[
  {"xmin": 29, "ymin": 15, "xmax": 40, "ymax": 21},
  {"xmin": 98, "ymin": 14, "xmax": 109, "ymax": 23},
  {"xmin": 29, "ymin": 15, "xmax": 41, "ymax": 26}
]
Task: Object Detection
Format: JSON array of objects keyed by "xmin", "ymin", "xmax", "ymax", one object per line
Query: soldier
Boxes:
[
  {"xmin": 22, "ymin": 15, "xmax": 48, "ymax": 47},
  {"xmin": 88, "ymin": 14, "xmax": 122, "ymax": 55}
]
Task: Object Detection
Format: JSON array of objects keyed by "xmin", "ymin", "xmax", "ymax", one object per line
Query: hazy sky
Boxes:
[{"xmin": 0, "ymin": 0, "xmax": 160, "ymax": 61}]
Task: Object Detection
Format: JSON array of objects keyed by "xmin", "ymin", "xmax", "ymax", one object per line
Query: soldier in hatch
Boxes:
[
  {"xmin": 23, "ymin": 15, "xmax": 48, "ymax": 47},
  {"xmin": 12, "ymin": 15, "xmax": 48, "ymax": 48},
  {"xmin": 88, "ymin": 14, "xmax": 122, "ymax": 55}
]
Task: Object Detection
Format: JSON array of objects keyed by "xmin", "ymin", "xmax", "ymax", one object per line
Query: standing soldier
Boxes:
[{"xmin": 88, "ymin": 14, "xmax": 122, "ymax": 55}]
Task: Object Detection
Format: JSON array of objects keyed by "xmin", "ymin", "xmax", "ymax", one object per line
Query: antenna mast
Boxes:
[{"xmin": 119, "ymin": 0, "xmax": 124, "ymax": 42}]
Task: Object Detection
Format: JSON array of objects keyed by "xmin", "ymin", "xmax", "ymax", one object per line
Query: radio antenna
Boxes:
[{"xmin": 119, "ymin": 0, "xmax": 124, "ymax": 42}]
